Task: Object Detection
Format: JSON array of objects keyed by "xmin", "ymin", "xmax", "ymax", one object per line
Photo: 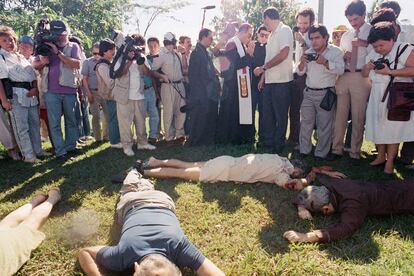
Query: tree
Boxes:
[{"xmin": 129, "ymin": 0, "xmax": 189, "ymax": 37}]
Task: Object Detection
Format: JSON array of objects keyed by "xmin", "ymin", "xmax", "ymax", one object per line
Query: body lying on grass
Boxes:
[
  {"xmin": 140, "ymin": 154, "xmax": 345, "ymax": 190},
  {"xmin": 283, "ymin": 178, "xmax": 414, "ymax": 243},
  {"xmin": 78, "ymin": 168, "xmax": 224, "ymax": 276}
]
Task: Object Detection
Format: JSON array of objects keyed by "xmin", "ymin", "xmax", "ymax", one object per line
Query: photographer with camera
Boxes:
[
  {"xmin": 151, "ymin": 32, "xmax": 187, "ymax": 145},
  {"xmin": 112, "ymin": 33, "xmax": 156, "ymax": 156},
  {"xmin": 297, "ymin": 25, "xmax": 344, "ymax": 160},
  {"xmin": 32, "ymin": 20, "xmax": 81, "ymax": 158},
  {"xmin": 0, "ymin": 26, "xmax": 50, "ymax": 163}
]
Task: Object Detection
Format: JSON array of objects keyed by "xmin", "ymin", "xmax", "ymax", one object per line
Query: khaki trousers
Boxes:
[
  {"xmin": 89, "ymin": 91, "xmax": 108, "ymax": 141},
  {"xmin": 160, "ymin": 83, "xmax": 186, "ymax": 141},
  {"xmin": 0, "ymin": 108, "xmax": 15, "ymax": 150},
  {"xmin": 116, "ymin": 99, "xmax": 147, "ymax": 148},
  {"xmin": 332, "ymin": 72, "xmax": 371, "ymax": 158}
]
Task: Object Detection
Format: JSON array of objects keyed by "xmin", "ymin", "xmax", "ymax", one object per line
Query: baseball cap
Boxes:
[
  {"xmin": 50, "ymin": 20, "xmax": 69, "ymax": 35},
  {"xmin": 164, "ymin": 32, "xmax": 176, "ymax": 43},
  {"xmin": 19, "ymin": 35, "xmax": 34, "ymax": 46}
]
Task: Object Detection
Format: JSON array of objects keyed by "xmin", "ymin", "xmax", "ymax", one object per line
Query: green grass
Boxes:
[{"xmin": 1, "ymin": 138, "xmax": 414, "ymax": 275}]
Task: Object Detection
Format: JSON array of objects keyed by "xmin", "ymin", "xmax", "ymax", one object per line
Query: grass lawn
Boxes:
[{"xmin": 1, "ymin": 138, "xmax": 414, "ymax": 275}]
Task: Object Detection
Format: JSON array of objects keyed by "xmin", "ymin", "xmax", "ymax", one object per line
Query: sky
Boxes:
[{"xmin": 123, "ymin": 0, "xmax": 414, "ymax": 41}]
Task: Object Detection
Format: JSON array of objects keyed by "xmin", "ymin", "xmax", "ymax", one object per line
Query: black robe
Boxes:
[
  {"xmin": 216, "ymin": 41, "xmax": 254, "ymax": 145},
  {"xmin": 187, "ymin": 43, "xmax": 219, "ymax": 146}
]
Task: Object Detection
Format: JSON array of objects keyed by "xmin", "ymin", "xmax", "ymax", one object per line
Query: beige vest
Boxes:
[
  {"xmin": 39, "ymin": 42, "xmax": 79, "ymax": 92},
  {"xmin": 96, "ymin": 62, "xmax": 114, "ymax": 100},
  {"xmin": 112, "ymin": 64, "xmax": 145, "ymax": 105}
]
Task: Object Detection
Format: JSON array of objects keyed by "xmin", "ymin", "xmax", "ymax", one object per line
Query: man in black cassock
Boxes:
[
  {"xmin": 215, "ymin": 23, "xmax": 256, "ymax": 145},
  {"xmin": 186, "ymin": 29, "xmax": 220, "ymax": 146}
]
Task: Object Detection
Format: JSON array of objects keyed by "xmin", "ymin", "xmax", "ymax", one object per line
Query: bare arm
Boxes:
[
  {"xmin": 44, "ymin": 42, "xmax": 80, "ymax": 69},
  {"xmin": 78, "ymin": 246, "xmax": 105, "ymax": 276},
  {"xmin": 263, "ymin": 46, "xmax": 290, "ymax": 70},
  {"xmin": 196, "ymin": 258, "xmax": 225, "ymax": 276}
]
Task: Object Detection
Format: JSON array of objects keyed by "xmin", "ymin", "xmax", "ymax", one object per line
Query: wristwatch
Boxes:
[{"xmin": 262, "ymin": 65, "xmax": 267, "ymax": 71}]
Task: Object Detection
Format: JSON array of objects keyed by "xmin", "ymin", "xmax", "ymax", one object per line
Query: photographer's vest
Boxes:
[
  {"xmin": 39, "ymin": 42, "xmax": 78, "ymax": 92},
  {"xmin": 112, "ymin": 62, "xmax": 145, "ymax": 105}
]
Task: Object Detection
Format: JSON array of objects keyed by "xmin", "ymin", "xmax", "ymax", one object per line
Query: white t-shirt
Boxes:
[
  {"xmin": 128, "ymin": 61, "xmax": 144, "ymax": 100},
  {"xmin": 265, "ymin": 22, "xmax": 294, "ymax": 84}
]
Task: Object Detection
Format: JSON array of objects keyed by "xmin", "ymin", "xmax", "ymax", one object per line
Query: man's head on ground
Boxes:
[
  {"xmin": 256, "ymin": 25, "xmax": 270, "ymax": 44},
  {"xmin": 379, "ymin": 0, "xmax": 401, "ymax": 18},
  {"xmin": 345, "ymin": 0, "xmax": 366, "ymax": 30},
  {"xmin": 147, "ymin": 37, "xmax": 160, "ymax": 56},
  {"xmin": 133, "ymin": 254, "xmax": 181, "ymax": 276},
  {"xmin": 163, "ymin": 32, "xmax": 177, "ymax": 52},
  {"xmin": 237, "ymin": 23, "xmax": 253, "ymax": 44},
  {"xmin": 99, "ymin": 38, "xmax": 116, "ymax": 60},
  {"xmin": 198, "ymin": 28, "xmax": 213, "ymax": 48},
  {"xmin": 290, "ymin": 159, "xmax": 309, "ymax": 178},
  {"xmin": 295, "ymin": 6, "xmax": 315, "ymax": 34},
  {"xmin": 295, "ymin": 186, "xmax": 334, "ymax": 215}
]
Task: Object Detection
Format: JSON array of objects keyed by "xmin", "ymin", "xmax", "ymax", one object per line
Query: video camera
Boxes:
[
  {"xmin": 34, "ymin": 18, "xmax": 59, "ymax": 56},
  {"xmin": 373, "ymin": 57, "xmax": 390, "ymax": 70},
  {"xmin": 110, "ymin": 30, "xmax": 146, "ymax": 78}
]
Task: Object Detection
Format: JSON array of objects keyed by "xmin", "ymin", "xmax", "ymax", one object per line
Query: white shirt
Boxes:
[
  {"xmin": 397, "ymin": 23, "xmax": 414, "ymax": 44},
  {"xmin": 298, "ymin": 44, "xmax": 345, "ymax": 88},
  {"xmin": 340, "ymin": 22, "xmax": 372, "ymax": 70},
  {"xmin": 265, "ymin": 22, "xmax": 294, "ymax": 83},
  {"xmin": 128, "ymin": 61, "xmax": 144, "ymax": 100}
]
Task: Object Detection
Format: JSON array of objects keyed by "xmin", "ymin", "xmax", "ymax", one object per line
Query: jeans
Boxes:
[
  {"xmin": 75, "ymin": 98, "xmax": 91, "ymax": 138},
  {"xmin": 9, "ymin": 96, "xmax": 42, "ymax": 159},
  {"xmin": 45, "ymin": 92, "xmax": 78, "ymax": 156},
  {"xmin": 144, "ymin": 87, "xmax": 160, "ymax": 139},
  {"xmin": 262, "ymin": 82, "xmax": 292, "ymax": 150},
  {"xmin": 106, "ymin": 99, "xmax": 120, "ymax": 145}
]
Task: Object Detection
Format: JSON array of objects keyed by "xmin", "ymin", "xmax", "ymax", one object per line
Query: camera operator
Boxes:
[
  {"xmin": 112, "ymin": 34, "xmax": 156, "ymax": 156},
  {"xmin": 32, "ymin": 20, "xmax": 81, "ymax": 158},
  {"xmin": 297, "ymin": 25, "xmax": 344, "ymax": 160},
  {"xmin": 151, "ymin": 32, "xmax": 186, "ymax": 145}
]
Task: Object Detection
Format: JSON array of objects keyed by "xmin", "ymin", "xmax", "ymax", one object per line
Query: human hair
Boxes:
[
  {"xmin": 179, "ymin": 35, "xmax": 190, "ymax": 44},
  {"xmin": 308, "ymin": 24, "xmax": 329, "ymax": 39},
  {"xmin": 99, "ymin": 38, "xmax": 115, "ymax": 56},
  {"xmin": 379, "ymin": 0, "xmax": 401, "ymax": 17},
  {"xmin": 134, "ymin": 254, "xmax": 181, "ymax": 276},
  {"xmin": 290, "ymin": 159, "xmax": 310, "ymax": 177},
  {"xmin": 131, "ymin": 33, "xmax": 146, "ymax": 46},
  {"xmin": 263, "ymin": 7, "xmax": 280, "ymax": 20},
  {"xmin": 198, "ymin": 28, "xmax": 212, "ymax": 41},
  {"xmin": 367, "ymin": 21, "xmax": 395, "ymax": 44},
  {"xmin": 92, "ymin": 42, "xmax": 99, "ymax": 49},
  {"xmin": 295, "ymin": 7, "xmax": 316, "ymax": 25},
  {"xmin": 147, "ymin": 37, "xmax": 160, "ymax": 45},
  {"xmin": 295, "ymin": 186, "xmax": 331, "ymax": 212},
  {"xmin": 256, "ymin": 25, "xmax": 268, "ymax": 34},
  {"xmin": 345, "ymin": 0, "xmax": 366, "ymax": 17},
  {"xmin": 239, "ymin": 23, "xmax": 252, "ymax": 33},
  {"xmin": 370, "ymin": 8, "xmax": 396, "ymax": 26},
  {"xmin": 0, "ymin": 25, "xmax": 18, "ymax": 51},
  {"xmin": 69, "ymin": 35, "xmax": 83, "ymax": 47}
]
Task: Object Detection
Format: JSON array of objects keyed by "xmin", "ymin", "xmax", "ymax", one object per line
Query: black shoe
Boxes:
[
  {"xmin": 329, "ymin": 153, "xmax": 342, "ymax": 160},
  {"xmin": 67, "ymin": 149, "xmax": 83, "ymax": 156},
  {"xmin": 133, "ymin": 160, "xmax": 144, "ymax": 175},
  {"xmin": 299, "ymin": 153, "xmax": 309, "ymax": 159}
]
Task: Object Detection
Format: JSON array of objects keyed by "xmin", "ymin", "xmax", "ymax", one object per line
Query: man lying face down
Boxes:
[
  {"xmin": 284, "ymin": 178, "xmax": 414, "ymax": 243},
  {"xmin": 141, "ymin": 154, "xmax": 345, "ymax": 190},
  {"xmin": 78, "ymin": 167, "xmax": 224, "ymax": 276}
]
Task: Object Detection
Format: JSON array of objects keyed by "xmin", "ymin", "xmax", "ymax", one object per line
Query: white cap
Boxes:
[{"xmin": 164, "ymin": 32, "xmax": 176, "ymax": 42}]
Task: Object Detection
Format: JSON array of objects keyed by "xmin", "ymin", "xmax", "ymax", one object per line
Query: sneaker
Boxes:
[
  {"xmin": 137, "ymin": 143, "xmax": 156, "ymax": 150},
  {"xmin": 123, "ymin": 147, "xmax": 135, "ymax": 157},
  {"xmin": 23, "ymin": 156, "xmax": 40, "ymax": 163},
  {"xmin": 37, "ymin": 151, "xmax": 52, "ymax": 157},
  {"xmin": 110, "ymin": 142, "xmax": 123, "ymax": 149}
]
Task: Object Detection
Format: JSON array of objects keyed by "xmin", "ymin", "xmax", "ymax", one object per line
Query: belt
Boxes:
[
  {"xmin": 344, "ymin": 69, "xmax": 362, "ymax": 73},
  {"xmin": 162, "ymin": 80, "xmax": 183, "ymax": 84},
  {"xmin": 144, "ymin": 85, "xmax": 152, "ymax": 90},
  {"xmin": 10, "ymin": 81, "xmax": 32, "ymax": 90},
  {"xmin": 306, "ymin": 86, "xmax": 334, "ymax": 91}
]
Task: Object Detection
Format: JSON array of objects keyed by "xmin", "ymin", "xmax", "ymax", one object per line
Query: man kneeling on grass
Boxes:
[
  {"xmin": 283, "ymin": 178, "xmax": 414, "ymax": 243},
  {"xmin": 78, "ymin": 167, "xmax": 224, "ymax": 276},
  {"xmin": 141, "ymin": 154, "xmax": 345, "ymax": 190}
]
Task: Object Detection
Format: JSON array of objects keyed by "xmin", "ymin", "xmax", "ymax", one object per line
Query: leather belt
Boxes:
[
  {"xmin": 10, "ymin": 81, "xmax": 31, "ymax": 90},
  {"xmin": 344, "ymin": 69, "xmax": 362, "ymax": 72},
  {"xmin": 306, "ymin": 86, "xmax": 334, "ymax": 91}
]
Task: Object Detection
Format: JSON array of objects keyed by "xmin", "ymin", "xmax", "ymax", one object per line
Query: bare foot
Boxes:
[
  {"xmin": 30, "ymin": 191, "xmax": 47, "ymax": 206},
  {"xmin": 370, "ymin": 157, "xmax": 386, "ymax": 166},
  {"xmin": 48, "ymin": 188, "xmax": 62, "ymax": 204},
  {"xmin": 147, "ymin": 156, "xmax": 158, "ymax": 167},
  {"xmin": 384, "ymin": 161, "xmax": 394, "ymax": 174}
]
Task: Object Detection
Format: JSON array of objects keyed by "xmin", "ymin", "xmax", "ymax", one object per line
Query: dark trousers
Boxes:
[
  {"xmin": 288, "ymin": 74, "xmax": 305, "ymax": 143},
  {"xmin": 263, "ymin": 82, "xmax": 292, "ymax": 149},
  {"xmin": 401, "ymin": 142, "xmax": 414, "ymax": 164},
  {"xmin": 251, "ymin": 85, "xmax": 264, "ymax": 144}
]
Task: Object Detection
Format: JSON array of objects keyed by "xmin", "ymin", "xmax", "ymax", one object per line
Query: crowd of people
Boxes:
[{"xmin": 1, "ymin": 0, "xmax": 414, "ymax": 275}]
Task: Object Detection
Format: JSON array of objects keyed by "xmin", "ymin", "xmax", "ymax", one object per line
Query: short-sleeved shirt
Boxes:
[
  {"xmin": 200, "ymin": 154, "xmax": 294, "ymax": 187},
  {"xmin": 96, "ymin": 207, "xmax": 205, "ymax": 273},
  {"xmin": 81, "ymin": 57, "xmax": 99, "ymax": 90},
  {"xmin": 339, "ymin": 22, "xmax": 372, "ymax": 70},
  {"xmin": 265, "ymin": 22, "xmax": 294, "ymax": 84},
  {"xmin": 47, "ymin": 42, "xmax": 81, "ymax": 94}
]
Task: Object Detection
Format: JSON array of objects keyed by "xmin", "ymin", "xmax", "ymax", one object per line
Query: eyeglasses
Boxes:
[
  {"xmin": 92, "ymin": 52, "xmax": 99, "ymax": 55},
  {"xmin": 259, "ymin": 33, "xmax": 269, "ymax": 38}
]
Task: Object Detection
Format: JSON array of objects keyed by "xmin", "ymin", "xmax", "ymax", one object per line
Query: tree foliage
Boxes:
[
  {"xmin": 212, "ymin": 0, "xmax": 299, "ymax": 35},
  {"xmin": 0, "ymin": 0, "xmax": 130, "ymax": 53}
]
